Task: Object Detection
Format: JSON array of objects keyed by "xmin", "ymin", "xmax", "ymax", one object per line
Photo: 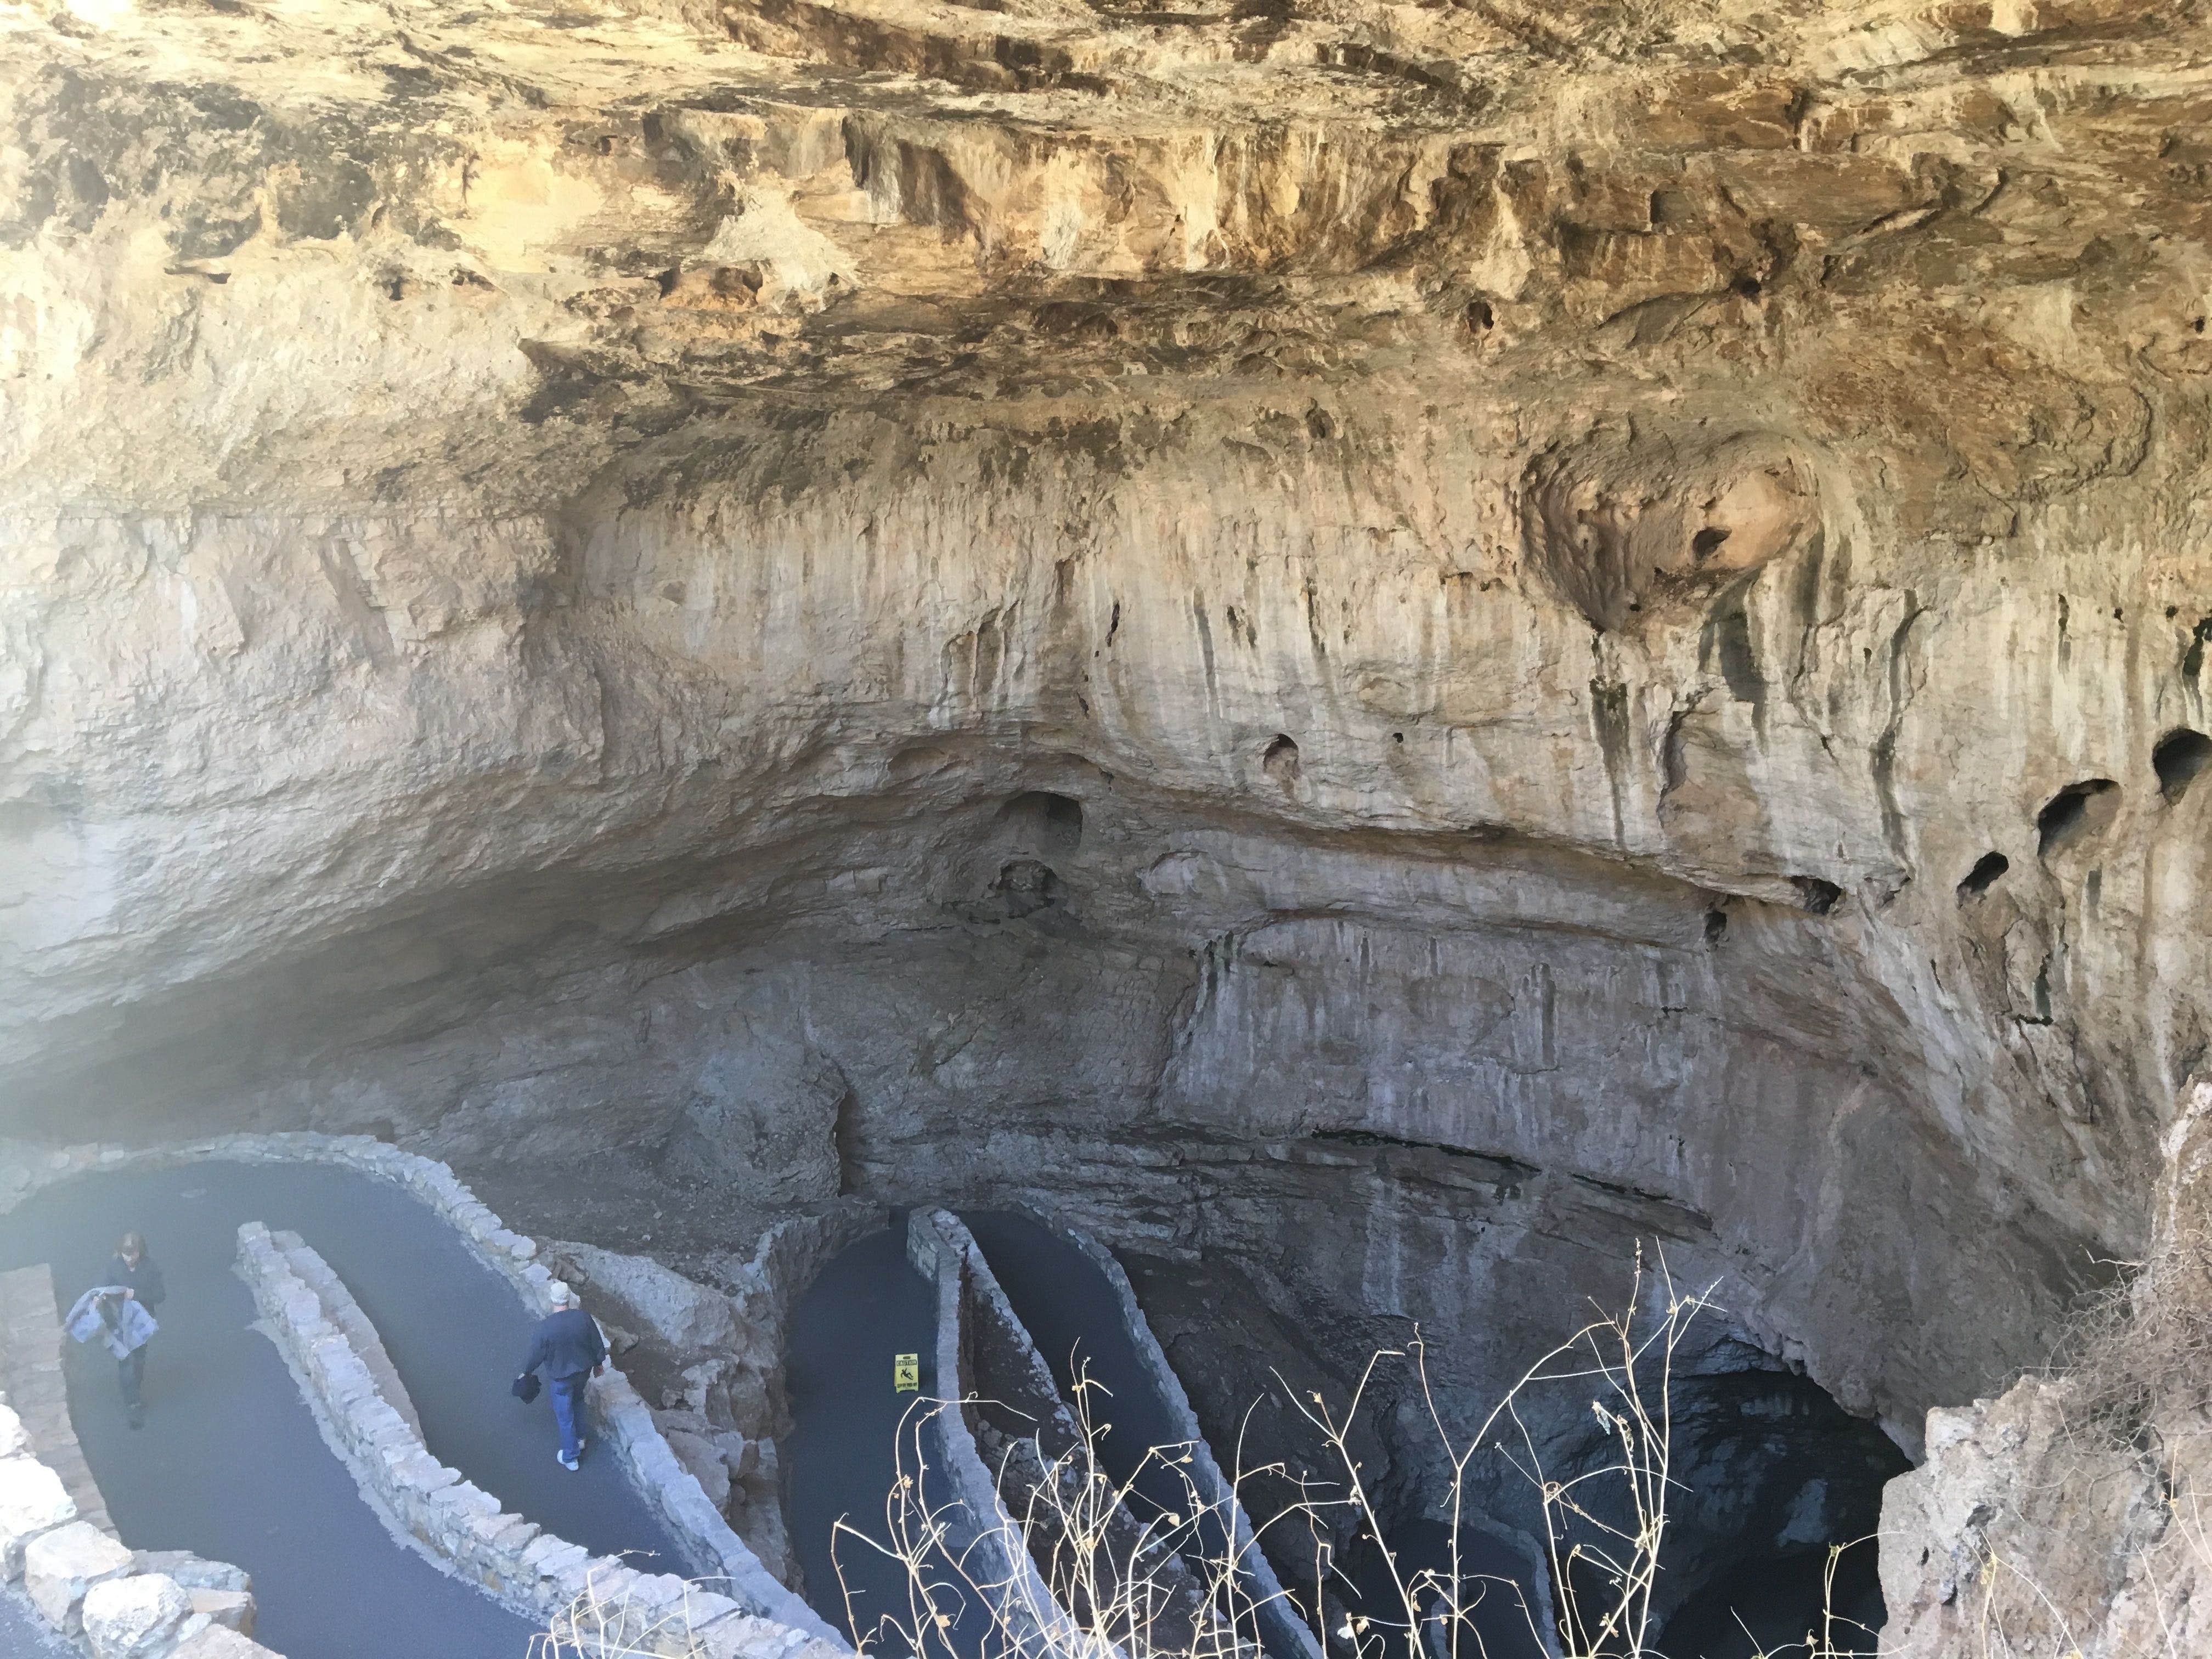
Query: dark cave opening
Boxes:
[
  {"xmin": 2153, "ymin": 727, "xmax": 2212, "ymax": 804},
  {"xmin": 2036, "ymin": 777, "xmax": 2121, "ymax": 857},
  {"xmin": 1638, "ymin": 1365, "xmax": 1908, "ymax": 1659},
  {"xmin": 1657, "ymin": 1541, "xmax": 1884, "ymax": 1659}
]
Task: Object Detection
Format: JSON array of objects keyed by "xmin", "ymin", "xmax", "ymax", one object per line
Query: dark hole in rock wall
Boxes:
[
  {"xmin": 998, "ymin": 789, "xmax": 1085, "ymax": 854},
  {"xmin": 2036, "ymin": 778, "xmax": 2121, "ymax": 857},
  {"xmin": 1958, "ymin": 851, "xmax": 2009, "ymax": 900},
  {"xmin": 1658, "ymin": 1538, "xmax": 1886, "ymax": 1659},
  {"xmin": 833, "ymin": 1084, "xmax": 863, "ymax": 1198},
  {"xmin": 985, "ymin": 858, "xmax": 1062, "ymax": 918},
  {"xmin": 2152, "ymin": 728, "xmax": 2212, "ymax": 804},
  {"xmin": 1791, "ymin": 877, "xmax": 1844, "ymax": 915},
  {"xmin": 1556, "ymin": 1363, "xmax": 1908, "ymax": 1659},
  {"xmin": 1262, "ymin": 734, "xmax": 1302, "ymax": 788}
]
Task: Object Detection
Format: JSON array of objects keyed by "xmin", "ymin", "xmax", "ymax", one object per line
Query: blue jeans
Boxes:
[{"xmin": 549, "ymin": 1374, "xmax": 586, "ymax": 1460}]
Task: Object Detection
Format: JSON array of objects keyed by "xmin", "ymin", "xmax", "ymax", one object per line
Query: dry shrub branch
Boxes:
[{"xmin": 837, "ymin": 1248, "xmax": 1749, "ymax": 1659}]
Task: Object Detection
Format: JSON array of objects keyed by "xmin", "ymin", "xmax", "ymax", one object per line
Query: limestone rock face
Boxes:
[
  {"xmin": 3, "ymin": 0, "xmax": 2212, "ymax": 1618},
  {"xmin": 1880, "ymin": 1078, "xmax": 2212, "ymax": 1655},
  {"xmin": 545, "ymin": 1239, "xmax": 740, "ymax": 1356}
]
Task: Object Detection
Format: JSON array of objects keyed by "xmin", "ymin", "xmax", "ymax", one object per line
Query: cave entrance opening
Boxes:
[{"xmin": 1633, "ymin": 1363, "xmax": 1909, "ymax": 1659}]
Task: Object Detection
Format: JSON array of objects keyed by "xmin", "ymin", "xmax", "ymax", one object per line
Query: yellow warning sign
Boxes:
[{"xmin": 893, "ymin": 1353, "xmax": 919, "ymax": 1393}]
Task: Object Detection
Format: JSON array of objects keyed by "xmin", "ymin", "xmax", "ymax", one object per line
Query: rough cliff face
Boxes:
[
  {"xmin": 1878, "ymin": 1079, "xmax": 2212, "ymax": 1658},
  {"xmin": 5, "ymin": 0, "xmax": 2211, "ymax": 1630}
]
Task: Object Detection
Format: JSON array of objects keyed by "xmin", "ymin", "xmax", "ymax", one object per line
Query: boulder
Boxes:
[
  {"xmin": 167, "ymin": 1626, "xmax": 277, "ymax": 1659},
  {"xmin": 25, "ymin": 1521, "xmax": 134, "ymax": 1633},
  {"xmin": 133, "ymin": 1551, "xmax": 250, "ymax": 1595},
  {"xmin": 82, "ymin": 1573, "xmax": 191, "ymax": 1659},
  {"xmin": 710, "ymin": 1429, "xmax": 759, "ymax": 1479},
  {"xmin": 544, "ymin": 1242, "xmax": 738, "ymax": 1357},
  {"xmin": 188, "ymin": 1587, "xmax": 255, "ymax": 1637},
  {"xmin": 0, "ymin": 1456, "xmax": 76, "ymax": 1577}
]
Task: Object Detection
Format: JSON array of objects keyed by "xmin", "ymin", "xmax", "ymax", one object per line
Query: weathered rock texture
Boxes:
[
  {"xmin": 5, "ymin": 0, "xmax": 2212, "ymax": 1633},
  {"xmin": 1879, "ymin": 1077, "xmax": 2212, "ymax": 1658}
]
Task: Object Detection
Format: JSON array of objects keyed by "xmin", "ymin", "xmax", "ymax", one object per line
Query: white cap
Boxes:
[{"xmin": 548, "ymin": 1280, "xmax": 575, "ymax": 1307}]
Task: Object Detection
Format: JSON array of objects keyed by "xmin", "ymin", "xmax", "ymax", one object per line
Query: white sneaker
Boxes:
[{"xmin": 557, "ymin": 1449, "xmax": 580, "ymax": 1471}]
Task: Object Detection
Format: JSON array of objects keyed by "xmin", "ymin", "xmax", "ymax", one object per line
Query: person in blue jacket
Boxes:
[
  {"xmin": 518, "ymin": 1281, "xmax": 606, "ymax": 1471},
  {"xmin": 105, "ymin": 1233, "xmax": 166, "ymax": 1428}
]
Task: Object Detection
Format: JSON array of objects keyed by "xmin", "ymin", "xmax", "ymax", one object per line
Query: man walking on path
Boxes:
[{"xmin": 519, "ymin": 1282, "xmax": 605, "ymax": 1471}]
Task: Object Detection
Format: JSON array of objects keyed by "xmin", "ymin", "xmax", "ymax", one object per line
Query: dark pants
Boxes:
[
  {"xmin": 549, "ymin": 1374, "xmax": 586, "ymax": 1460},
  {"xmin": 118, "ymin": 1345, "xmax": 147, "ymax": 1410}
]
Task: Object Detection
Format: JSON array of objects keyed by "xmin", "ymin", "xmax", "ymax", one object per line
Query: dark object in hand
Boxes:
[{"xmin": 511, "ymin": 1373, "xmax": 541, "ymax": 1404}]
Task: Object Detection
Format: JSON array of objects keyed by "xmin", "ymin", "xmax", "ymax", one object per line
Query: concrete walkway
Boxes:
[
  {"xmin": 0, "ymin": 1160, "xmax": 695, "ymax": 1658},
  {"xmin": 781, "ymin": 1227, "xmax": 941, "ymax": 1654}
]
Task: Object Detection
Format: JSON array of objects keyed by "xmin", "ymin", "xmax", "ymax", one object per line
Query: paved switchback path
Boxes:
[
  {"xmin": 782, "ymin": 1228, "xmax": 939, "ymax": 1655},
  {"xmin": 0, "ymin": 1160, "xmax": 693, "ymax": 1658}
]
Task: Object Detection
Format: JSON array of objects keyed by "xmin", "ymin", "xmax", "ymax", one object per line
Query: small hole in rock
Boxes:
[
  {"xmin": 1957, "ymin": 851, "xmax": 2008, "ymax": 900},
  {"xmin": 2036, "ymin": 778, "xmax": 2121, "ymax": 856},
  {"xmin": 1792, "ymin": 877, "xmax": 1844, "ymax": 915},
  {"xmin": 1733, "ymin": 275, "xmax": 1762, "ymax": 300},
  {"xmin": 2153, "ymin": 729, "xmax": 2212, "ymax": 804},
  {"xmin": 1392, "ymin": 731, "xmax": 1404, "ymax": 744},
  {"xmin": 988, "ymin": 858, "xmax": 1062, "ymax": 918},
  {"xmin": 1262, "ymin": 734, "xmax": 1302, "ymax": 788},
  {"xmin": 1691, "ymin": 527, "xmax": 1731, "ymax": 562},
  {"xmin": 1464, "ymin": 297, "xmax": 1494, "ymax": 332},
  {"xmin": 1704, "ymin": 909, "xmax": 1728, "ymax": 945},
  {"xmin": 998, "ymin": 791, "xmax": 1084, "ymax": 855}
]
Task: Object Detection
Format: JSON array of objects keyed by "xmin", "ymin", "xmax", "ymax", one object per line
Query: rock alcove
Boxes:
[{"xmin": 5, "ymin": 0, "xmax": 2212, "ymax": 1651}]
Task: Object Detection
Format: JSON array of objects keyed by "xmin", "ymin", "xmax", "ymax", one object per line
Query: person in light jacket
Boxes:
[
  {"xmin": 518, "ymin": 1282, "xmax": 605, "ymax": 1471},
  {"xmin": 105, "ymin": 1233, "xmax": 164, "ymax": 1427},
  {"xmin": 63, "ymin": 1231, "xmax": 165, "ymax": 1429}
]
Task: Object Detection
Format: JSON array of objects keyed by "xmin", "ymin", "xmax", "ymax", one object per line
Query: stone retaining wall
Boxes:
[
  {"xmin": 267, "ymin": 1231, "xmax": 422, "ymax": 1441},
  {"xmin": 236, "ymin": 1221, "xmax": 841, "ymax": 1659},
  {"xmin": 1049, "ymin": 1222, "xmax": 1328, "ymax": 1659},
  {"xmin": 0, "ymin": 1130, "xmax": 831, "ymax": 1643},
  {"xmin": 0, "ymin": 1268, "xmax": 272, "ymax": 1659},
  {"xmin": 1, "ymin": 1267, "xmax": 112, "ymax": 1541},
  {"xmin": 904, "ymin": 1207, "xmax": 1097, "ymax": 1659}
]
